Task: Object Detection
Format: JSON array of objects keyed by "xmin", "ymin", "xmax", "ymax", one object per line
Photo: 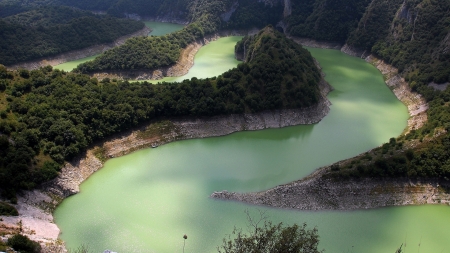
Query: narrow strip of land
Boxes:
[{"xmin": 210, "ymin": 42, "xmax": 444, "ymax": 211}]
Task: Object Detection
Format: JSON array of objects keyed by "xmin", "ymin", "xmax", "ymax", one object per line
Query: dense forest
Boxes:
[
  {"xmin": 0, "ymin": 6, "xmax": 144, "ymax": 66},
  {"xmin": 286, "ymin": 0, "xmax": 372, "ymax": 42},
  {"xmin": 315, "ymin": 0, "xmax": 450, "ymax": 180},
  {"xmin": 78, "ymin": 0, "xmax": 449, "ymax": 183},
  {"xmin": 0, "ymin": 1, "xmax": 449, "ymax": 251},
  {"xmin": 74, "ymin": 0, "xmax": 234, "ymax": 72},
  {"xmin": 0, "ymin": 0, "xmax": 449, "ymax": 195},
  {"xmin": 0, "ymin": 26, "xmax": 322, "ymax": 199},
  {"xmin": 0, "ymin": 0, "xmax": 189, "ymax": 19},
  {"xmin": 75, "ymin": 0, "xmax": 287, "ymax": 73}
]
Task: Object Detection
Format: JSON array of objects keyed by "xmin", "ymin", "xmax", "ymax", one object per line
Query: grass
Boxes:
[
  {"xmin": 137, "ymin": 120, "xmax": 177, "ymax": 139},
  {"xmin": 92, "ymin": 146, "xmax": 108, "ymax": 163},
  {"xmin": 32, "ymin": 152, "xmax": 53, "ymax": 170}
]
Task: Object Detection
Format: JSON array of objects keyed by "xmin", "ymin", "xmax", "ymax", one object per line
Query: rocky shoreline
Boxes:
[
  {"xmin": 211, "ymin": 175, "xmax": 450, "ymax": 210},
  {"xmin": 0, "ymin": 32, "xmax": 331, "ymax": 251},
  {"xmin": 210, "ymin": 42, "xmax": 440, "ymax": 210},
  {"xmin": 13, "ymin": 86, "xmax": 330, "ymax": 252},
  {"xmin": 45, "ymin": 77, "xmax": 332, "ymax": 198},
  {"xmin": 0, "ymin": 34, "xmax": 434, "ymax": 251},
  {"xmin": 6, "ymin": 26, "xmax": 151, "ymax": 70},
  {"xmin": 91, "ymin": 29, "xmax": 258, "ymax": 80}
]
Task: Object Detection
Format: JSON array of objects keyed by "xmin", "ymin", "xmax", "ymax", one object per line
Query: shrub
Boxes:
[
  {"xmin": 7, "ymin": 234, "xmax": 41, "ymax": 253},
  {"xmin": 0, "ymin": 201, "xmax": 18, "ymax": 216},
  {"xmin": 218, "ymin": 210, "xmax": 322, "ymax": 253}
]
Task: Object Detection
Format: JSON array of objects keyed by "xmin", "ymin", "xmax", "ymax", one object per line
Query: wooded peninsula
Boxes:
[{"xmin": 0, "ymin": 0, "xmax": 449, "ymax": 252}]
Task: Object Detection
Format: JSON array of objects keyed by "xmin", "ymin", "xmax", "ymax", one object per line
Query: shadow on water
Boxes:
[{"xmin": 144, "ymin": 21, "xmax": 184, "ymax": 36}]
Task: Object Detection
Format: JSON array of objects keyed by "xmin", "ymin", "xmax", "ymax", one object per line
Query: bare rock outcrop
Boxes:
[
  {"xmin": 340, "ymin": 43, "xmax": 370, "ymax": 58},
  {"xmin": 211, "ymin": 38, "xmax": 435, "ymax": 211},
  {"xmin": 0, "ymin": 190, "xmax": 65, "ymax": 252},
  {"xmin": 211, "ymin": 174, "xmax": 450, "ymax": 210},
  {"xmin": 365, "ymin": 55, "xmax": 428, "ymax": 133}
]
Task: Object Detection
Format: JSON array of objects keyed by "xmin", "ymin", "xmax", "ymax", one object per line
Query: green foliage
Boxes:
[
  {"xmin": 332, "ymin": 130, "xmax": 450, "ymax": 179},
  {"xmin": 57, "ymin": 0, "xmax": 190, "ymax": 19},
  {"xmin": 346, "ymin": 0, "xmax": 404, "ymax": 51},
  {"xmin": 0, "ymin": 3, "xmax": 30, "ymax": 18},
  {"xmin": 223, "ymin": 0, "xmax": 283, "ymax": 30},
  {"xmin": 0, "ymin": 240, "xmax": 7, "ymax": 251},
  {"xmin": 7, "ymin": 234, "xmax": 41, "ymax": 253},
  {"xmin": 76, "ymin": 35, "xmax": 181, "ymax": 72},
  {"xmin": 287, "ymin": 0, "xmax": 371, "ymax": 43},
  {"xmin": 0, "ymin": 28, "xmax": 322, "ymax": 195},
  {"xmin": 76, "ymin": 0, "xmax": 231, "ymax": 72},
  {"xmin": 218, "ymin": 211, "xmax": 322, "ymax": 253},
  {"xmin": 0, "ymin": 201, "xmax": 18, "ymax": 216},
  {"xmin": 0, "ymin": 6, "xmax": 144, "ymax": 66},
  {"xmin": 370, "ymin": 0, "xmax": 450, "ymax": 83},
  {"xmin": 3, "ymin": 6, "xmax": 98, "ymax": 27},
  {"xmin": 234, "ymin": 26, "xmax": 321, "ymax": 110}
]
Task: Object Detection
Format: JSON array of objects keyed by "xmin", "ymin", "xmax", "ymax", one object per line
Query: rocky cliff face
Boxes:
[{"xmin": 283, "ymin": 0, "xmax": 291, "ymax": 17}]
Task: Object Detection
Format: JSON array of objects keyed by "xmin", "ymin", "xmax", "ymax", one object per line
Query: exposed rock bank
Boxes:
[
  {"xmin": 299, "ymin": 41, "xmax": 428, "ymax": 134},
  {"xmin": 1, "ymin": 67, "xmax": 331, "ymax": 251},
  {"xmin": 210, "ymin": 39, "xmax": 436, "ymax": 211},
  {"xmin": 6, "ymin": 27, "xmax": 151, "ymax": 70},
  {"xmin": 47, "ymin": 78, "xmax": 331, "ymax": 197},
  {"xmin": 211, "ymin": 174, "xmax": 450, "ymax": 210},
  {"xmin": 0, "ymin": 191, "xmax": 65, "ymax": 252},
  {"xmin": 365, "ymin": 55, "xmax": 428, "ymax": 133},
  {"xmin": 91, "ymin": 30, "xmax": 257, "ymax": 80}
]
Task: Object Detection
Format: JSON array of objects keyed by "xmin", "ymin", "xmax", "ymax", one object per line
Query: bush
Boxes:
[
  {"xmin": 7, "ymin": 234, "xmax": 41, "ymax": 253},
  {"xmin": 0, "ymin": 110, "xmax": 7, "ymax": 119},
  {"xmin": 0, "ymin": 201, "xmax": 18, "ymax": 216},
  {"xmin": 218, "ymin": 210, "xmax": 322, "ymax": 253}
]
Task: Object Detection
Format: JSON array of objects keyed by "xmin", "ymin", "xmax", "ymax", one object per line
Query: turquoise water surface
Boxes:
[{"xmin": 54, "ymin": 38, "xmax": 450, "ymax": 253}]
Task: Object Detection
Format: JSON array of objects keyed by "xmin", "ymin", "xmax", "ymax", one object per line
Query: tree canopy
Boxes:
[
  {"xmin": 0, "ymin": 6, "xmax": 144, "ymax": 66},
  {"xmin": 0, "ymin": 27, "xmax": 322, "ymax": 198}
]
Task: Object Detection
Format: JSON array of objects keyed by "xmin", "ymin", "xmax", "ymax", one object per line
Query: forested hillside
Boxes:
[
  {"xmin": 0, "ymin": 26, "xmax": 322, "ymax": 199},
  {"xmin": 75, "ymin": 0, "xmax": 285, "ymax": 73},
  {"xmin": 0, "ymin": 0, "xmax": 190, "ymax": 19},
  {"xmin": 286, "ymin": 0, "xmax": 371, "ymax": 42},
  {"xmin": 0, "ymin": 0, "xmax": 449, "ymax": 198},
  {"xmin": 75, "ymin": 0, "xmax": 238, "ymax": 72},
  {"xmin": 0, "ymin": 6, "xmax": 144, "ymax": 66},
  {"xmin": 318, "ymin": 0, "xmax": 450, "ymax": 180}
]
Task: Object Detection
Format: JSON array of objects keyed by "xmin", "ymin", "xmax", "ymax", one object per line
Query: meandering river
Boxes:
[{"xmin": 54, "ymin": 27, "xmax": 450, "ymax": 253}]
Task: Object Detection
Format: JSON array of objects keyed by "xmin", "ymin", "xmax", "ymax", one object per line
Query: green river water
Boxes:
[{"xmin": 53, "ymin": 34, "xmax": 450, "ymax": 252}]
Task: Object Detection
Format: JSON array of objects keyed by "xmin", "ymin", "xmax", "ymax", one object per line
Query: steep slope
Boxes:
[
  {"xmin": 0, "ymin": 26, "xmax": 329, "ymax": 198},
  {"xmin": 0, "ymin": 6, "xmax": 144, "ymax": 66},
  {"xmin": 286, "ymin": 0, "xmax": 371, "ymax": 43}
]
